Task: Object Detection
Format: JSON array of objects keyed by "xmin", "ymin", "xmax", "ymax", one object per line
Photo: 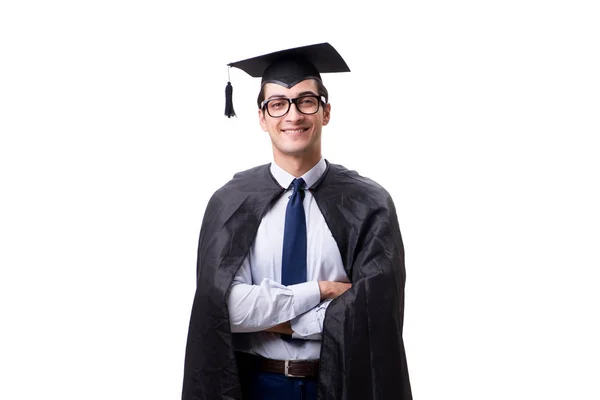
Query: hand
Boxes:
[
  {"xmin": 318, "ymin": 281, "xmax": 352, "ymax": 301},
  {"xmin": 265, "ymin": 321, "xmax": 293, "ymax": 335}
]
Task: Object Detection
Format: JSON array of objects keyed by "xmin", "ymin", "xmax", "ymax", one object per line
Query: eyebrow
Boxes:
[{"xmin": 266, "ymin": 91, "xmax": 318, "ymax": 100}]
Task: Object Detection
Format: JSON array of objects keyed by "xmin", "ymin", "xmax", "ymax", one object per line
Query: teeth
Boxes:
[{"xmin": 283, "ymin": 129, "xmax": 305, "ymax": 134}]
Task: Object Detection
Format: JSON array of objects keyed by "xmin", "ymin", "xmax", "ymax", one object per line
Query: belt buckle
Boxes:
[{"xmin": 284, "ymin": 360, "xmax": 305, "ymax": 378}]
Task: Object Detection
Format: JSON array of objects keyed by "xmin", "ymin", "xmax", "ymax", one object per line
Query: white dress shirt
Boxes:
[{"xmin": 227, "ymin": 158, "xmax": 349, "ymax": 360}]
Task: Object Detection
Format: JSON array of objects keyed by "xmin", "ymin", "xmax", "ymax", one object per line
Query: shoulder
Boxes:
[
  {"xmin": 199, "ymin": 163, "xmax": 276, "ymax": 232},
  {"xmin": 212, "ymin": 163, "xmax": 273, "ymax": 199},
  {"xmin": 230, "ymin": 163, "xmax": 272, "ymax": 181},
  {"xmin": 203, "ymin": 163, "xmax": 281, "ymax": 214},
  {"xmin": 324, "ymin": 161, "xmax": 393, "ymax": 204}
]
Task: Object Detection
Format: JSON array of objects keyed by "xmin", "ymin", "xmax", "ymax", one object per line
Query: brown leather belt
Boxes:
[{"xmin": 259, "ymin": 358, "xmax": 320, "ymax": 378}]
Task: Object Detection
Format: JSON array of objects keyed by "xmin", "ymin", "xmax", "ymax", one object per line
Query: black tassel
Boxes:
[{"xmin": 225, "ymin": 81, "xmax": 236, "ymax": 118}]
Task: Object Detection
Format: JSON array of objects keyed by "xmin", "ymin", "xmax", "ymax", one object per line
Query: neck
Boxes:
[{"xmin": 273, "ymin": 152, "xmax": 321, "ymax": 178}]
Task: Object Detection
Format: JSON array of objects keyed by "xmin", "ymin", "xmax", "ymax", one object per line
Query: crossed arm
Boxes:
[
  {"xmin": 226, "ymin": 257, "xmax": 351, "ymax": 338},
  {"xmin": 263, "ymin": 281, "xmax": 352, "ymax": 335}
]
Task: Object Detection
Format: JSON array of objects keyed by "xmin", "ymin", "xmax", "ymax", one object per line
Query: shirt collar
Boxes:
[{"xmin": 270, "ymin": 158, "xmax": 326, "ymax": 190}]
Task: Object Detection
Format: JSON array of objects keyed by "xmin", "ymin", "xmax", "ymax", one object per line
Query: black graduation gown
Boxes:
[{"xmin": 182, "ymin": 161, "xmax": 412, "ymax": 400}]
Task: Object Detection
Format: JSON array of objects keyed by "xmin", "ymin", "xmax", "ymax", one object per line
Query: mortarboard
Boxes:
[{"xmin": 224, "ymin": 42, "xmax": 351, "ymax": 118}]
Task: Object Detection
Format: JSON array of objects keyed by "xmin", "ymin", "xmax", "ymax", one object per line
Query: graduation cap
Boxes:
[{"xmin": 224, "ymin": 42, "xmax": 350, "ymax": 118}]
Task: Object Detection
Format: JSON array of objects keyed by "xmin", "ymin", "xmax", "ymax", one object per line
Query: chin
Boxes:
[
  {"xmin": 273, "ymin": 141, "xmax": 310, "ymax": 156},
  {"xmin": 276, "ymin": 139, "xmax": 308, "ymax": 153},
  {"xmin": 279, "ymin": 147, "xmax": 309, "ymax": 157}
]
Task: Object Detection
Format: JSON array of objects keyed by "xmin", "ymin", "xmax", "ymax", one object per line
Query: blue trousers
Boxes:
[{"xmin": 237, "ymin": 353, "xmax": 318, "ymax": 400}]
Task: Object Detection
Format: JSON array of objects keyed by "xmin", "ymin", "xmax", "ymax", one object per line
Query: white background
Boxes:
[{"xmin": 1, "ymin": 1, "xmax": 599, "ymax": 399}]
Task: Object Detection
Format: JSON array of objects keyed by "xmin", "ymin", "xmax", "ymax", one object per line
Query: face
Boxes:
[{"xmin": 259, "ymin": 79, "xmax": 331, "ymax": 163}]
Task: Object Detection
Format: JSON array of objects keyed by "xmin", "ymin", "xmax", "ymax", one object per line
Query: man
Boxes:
[{"xmin": 182, "ymin": 43, "xmax": 412, "ymax": 400}]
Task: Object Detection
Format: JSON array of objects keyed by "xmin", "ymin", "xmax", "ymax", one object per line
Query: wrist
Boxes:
[{"xmin": 318, "ymin": 281, "xmax": 329, "ymax": 300}]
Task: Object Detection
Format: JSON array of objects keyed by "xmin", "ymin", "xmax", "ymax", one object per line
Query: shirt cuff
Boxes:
[
  {"xmin": 290, "ymin": 299, "xmax": 332, "ymax": 340},
  {"xmin": 288, "ymin": 281, "xmax": 321, "ymax": 316}
]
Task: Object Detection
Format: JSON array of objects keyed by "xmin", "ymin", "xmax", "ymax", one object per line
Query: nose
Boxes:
[{"xmin": 285, "ymin": 102, "xmax": 305, "ymax": 122}]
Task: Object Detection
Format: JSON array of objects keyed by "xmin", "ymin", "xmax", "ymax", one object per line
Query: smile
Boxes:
[{"xmin": 281, "ymin": 128, "xmax": 308, "ymax": 134}]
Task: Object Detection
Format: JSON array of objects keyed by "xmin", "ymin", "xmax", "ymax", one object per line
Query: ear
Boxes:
[
  {"xmin": 322, "ymin": 103, "xmax": 331, "ymax": 126},
  {"xmin": 258, "ymin": 108, "xmax": 268, "ymax": 131}
]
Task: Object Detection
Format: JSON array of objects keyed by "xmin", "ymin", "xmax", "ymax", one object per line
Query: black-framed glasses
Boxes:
[{"xmin": 260, "ymin": 95, "xmax": 326, "ymax": 118}]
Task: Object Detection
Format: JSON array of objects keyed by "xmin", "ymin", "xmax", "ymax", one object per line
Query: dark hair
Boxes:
[{"xmin": 257, "ymin": 79, "xmax": 329, "ymax": 109}]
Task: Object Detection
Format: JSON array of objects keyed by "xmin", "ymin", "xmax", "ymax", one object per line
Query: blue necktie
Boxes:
[{"xmin": 281, "ymin": 178, "xmax": 307, "ymax": 286}]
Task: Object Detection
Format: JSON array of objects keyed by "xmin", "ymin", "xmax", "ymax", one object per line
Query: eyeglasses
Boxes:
[{"xmin": 261, "ymin": 95, "xmax": 326, "ymax": 118}]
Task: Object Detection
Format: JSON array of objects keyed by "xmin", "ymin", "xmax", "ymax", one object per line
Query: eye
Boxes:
[
  {"xmin": 269, "ymin": 100, "xmax": 287, "ymax": 109},
  {"xmin": 298, "ymin": 97, "xmax": 317, "ymax": 106}
]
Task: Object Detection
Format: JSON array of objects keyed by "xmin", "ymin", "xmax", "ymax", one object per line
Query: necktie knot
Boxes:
[
  {"xmin": 291, "ymin": 178, "xmax": 306, "ymax": 200},
  {"xmin": 292, "ymin": 178, "xmax": 305, "ymax": 193}
]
